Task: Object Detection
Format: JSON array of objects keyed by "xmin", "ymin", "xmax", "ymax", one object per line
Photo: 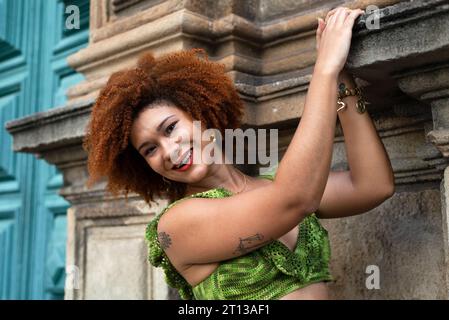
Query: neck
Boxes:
[{"xmin": 185, "ymin": 163, "xmax": 247, "ymax": 196}]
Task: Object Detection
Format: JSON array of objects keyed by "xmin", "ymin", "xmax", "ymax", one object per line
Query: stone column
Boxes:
[
  {"xmin": 320, "ymin": 0, "xmax": 449, "ymax": 299},
  {"xmin": 396, "ymin": 64, "xmax": 449, "ymax": 298}
]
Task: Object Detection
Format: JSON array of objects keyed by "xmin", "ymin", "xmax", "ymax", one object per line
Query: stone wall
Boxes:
[{"xmin": 6, "ymin": 0, "xmax": 449, "ymax": 299}]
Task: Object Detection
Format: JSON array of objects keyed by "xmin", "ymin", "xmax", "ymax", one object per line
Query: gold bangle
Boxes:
[
  {"xmin": 337, "ymin": 84, "xmax": 367, "ymax": 114},
  {"xmin": 337, "ymin": 99, "xmax": 347, "ymax": 112}
]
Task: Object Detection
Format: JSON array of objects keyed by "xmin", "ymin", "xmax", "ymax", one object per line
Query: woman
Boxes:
[{"xmin": 83, "ymin": 7, "xmax": 395, "ymax": 300}]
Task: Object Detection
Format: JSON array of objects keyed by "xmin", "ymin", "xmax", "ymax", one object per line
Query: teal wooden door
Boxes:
[{"xmin": 0, "ymin": 0, "xmax": 89, "ymax": 299}]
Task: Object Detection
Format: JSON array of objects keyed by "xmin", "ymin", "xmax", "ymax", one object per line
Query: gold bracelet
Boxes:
[{"xmin": 337, "ymin": 83, "xmax": 368, "ymax": 114}]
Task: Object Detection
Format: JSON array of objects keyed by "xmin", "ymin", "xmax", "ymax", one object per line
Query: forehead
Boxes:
[{"xmin": 130, "ymin": 103, "xmax": 188, "ymax": 143}]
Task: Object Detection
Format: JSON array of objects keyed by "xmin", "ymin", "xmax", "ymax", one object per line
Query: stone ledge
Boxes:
[
  {"xmin": 5, "ymin": 98, "xmax": 94, "ymax": 153},
  {"xmin": 6, "ymin": 0, "xmax": 446, "ymax": 184},
  {"xmin": 348, "ymin": 0, "xmax": 449, "ymax": 75},
  {"xmin": 70, "ymin": 2, "xmax": 392, "ymax": 80}
]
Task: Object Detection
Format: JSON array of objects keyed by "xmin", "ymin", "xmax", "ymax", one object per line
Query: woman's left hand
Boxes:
[
  {"xmin": 316, "ymin": 7, "xmax": 364, "ymax": 77},
  {"xmin": 316, "ymin": 7, "xmax": 364, "ymax": 52}
]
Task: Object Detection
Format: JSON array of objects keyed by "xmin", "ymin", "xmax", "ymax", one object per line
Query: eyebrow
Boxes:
[
  {"xmin": 157, "ymin": 114, "xmax": 175, "ymax": 133},
  {"xmin": 137, "ymin": 114, "xmax": 175, "ymax": 153}
]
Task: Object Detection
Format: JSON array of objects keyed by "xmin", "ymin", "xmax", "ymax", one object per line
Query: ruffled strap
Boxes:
[
  {"xmin": 145, "ymin": 199, "xmax": 195, "ymax": 299},
  {"xmin": 258, "ymin": 164, "xmax": 332, "ymax": 281},
  {"xmin": 145, "ymin": 188, "xmax": 234, "ymax": 300},
  {"xmin": 259, "ymin": 214, "xmax": 332, "ymax": 283}
]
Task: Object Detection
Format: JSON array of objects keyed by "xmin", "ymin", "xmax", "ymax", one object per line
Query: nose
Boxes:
[{"xmin": 162, "ymin": 138, "xmax": 181, "ymax": 168}]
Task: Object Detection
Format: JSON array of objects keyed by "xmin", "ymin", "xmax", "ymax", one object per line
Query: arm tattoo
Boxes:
[
  {"xmin": 233, "ymin": 233, "xmax": 272, "ymax": 255},
  {"xmin": 158, "ymin": 231, "xmax": 172, "ymax": 250}
]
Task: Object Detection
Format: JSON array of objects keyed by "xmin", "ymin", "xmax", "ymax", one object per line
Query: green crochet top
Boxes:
[{"xmin": 145, "ymin": 165, "xmax": 333, "ymax": 300}]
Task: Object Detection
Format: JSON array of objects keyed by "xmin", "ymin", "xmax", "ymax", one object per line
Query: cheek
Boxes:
[{"xmin": 146, "ymin": 156, "xmax": 164, "ymax": 174}]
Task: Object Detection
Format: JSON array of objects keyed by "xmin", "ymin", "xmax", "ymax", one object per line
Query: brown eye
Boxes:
[
  {"xmin": 165, "ymin": 121, "xmax": 178, "ymax": 135},
  {"xmin": 144, "ymin": 146, "xmax": 156, "ymax": 156}
]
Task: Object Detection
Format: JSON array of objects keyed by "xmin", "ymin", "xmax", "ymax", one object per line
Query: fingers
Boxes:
[
  {"xmin": 325, "ymin": 7, "xmax": 343, "ymax": 25},
  {"xmin": 324, "ymin": 7, "xmax": 365, "ymax": 25},
  {"xmin": 335, "ymin": 7, "xmax": 351, "ymax": 26},
  {"xmin": 317, "ymin": 6, "xmax": 364, "ymax": 50},
  {"xmin": 344, "ymin": 9, "xmax": 365, "ymax": 26},
  {"xmin": 326, "ymin": 7, "xmax": 345, "ymax": 27},
  {"xmin": 319, "ymin": 7, "xmax": 346, "ymax": 30},
  {"xmin": 325, "ymin": 7, "xmax": 339, "ymax": 22}
]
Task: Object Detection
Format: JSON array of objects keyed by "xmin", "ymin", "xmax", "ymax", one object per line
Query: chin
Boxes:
[{"xmin": 174, "ymin": 163, "xmax": 209, "ymax": 183}]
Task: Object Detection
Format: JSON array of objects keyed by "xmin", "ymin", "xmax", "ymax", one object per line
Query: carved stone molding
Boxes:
[
  {"xmin": 396, "ymin": 64, "xmax": 449, "ymax": 158},
  {"xmin": 67, "ymin": 0, "xmax": 400, "ymax": 126}
]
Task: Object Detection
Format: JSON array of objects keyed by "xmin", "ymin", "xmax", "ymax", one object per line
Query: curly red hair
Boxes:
[{"xmin": 82, "ymin": 48, "xmax": 245, "ymax": 205}]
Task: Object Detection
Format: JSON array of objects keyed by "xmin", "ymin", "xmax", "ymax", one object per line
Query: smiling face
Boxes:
[{"xmin": 130, "ymin": 100, "xmax": 214, "ymax": 184}]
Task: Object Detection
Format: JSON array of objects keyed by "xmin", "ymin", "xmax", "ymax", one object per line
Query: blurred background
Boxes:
[{"xmin": 0, "ymin": 0, "xmax": 89, "ymax": 299}]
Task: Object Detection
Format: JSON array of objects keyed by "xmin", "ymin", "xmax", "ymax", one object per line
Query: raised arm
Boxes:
[{"xmin": 157, "ymin": 8, "xmax": 365, "ymax": 266}]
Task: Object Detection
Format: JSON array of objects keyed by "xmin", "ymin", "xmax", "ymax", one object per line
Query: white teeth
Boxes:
[{"xmin": 177, "ymin": 149, "xmax": 192, "ymax": 168}]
